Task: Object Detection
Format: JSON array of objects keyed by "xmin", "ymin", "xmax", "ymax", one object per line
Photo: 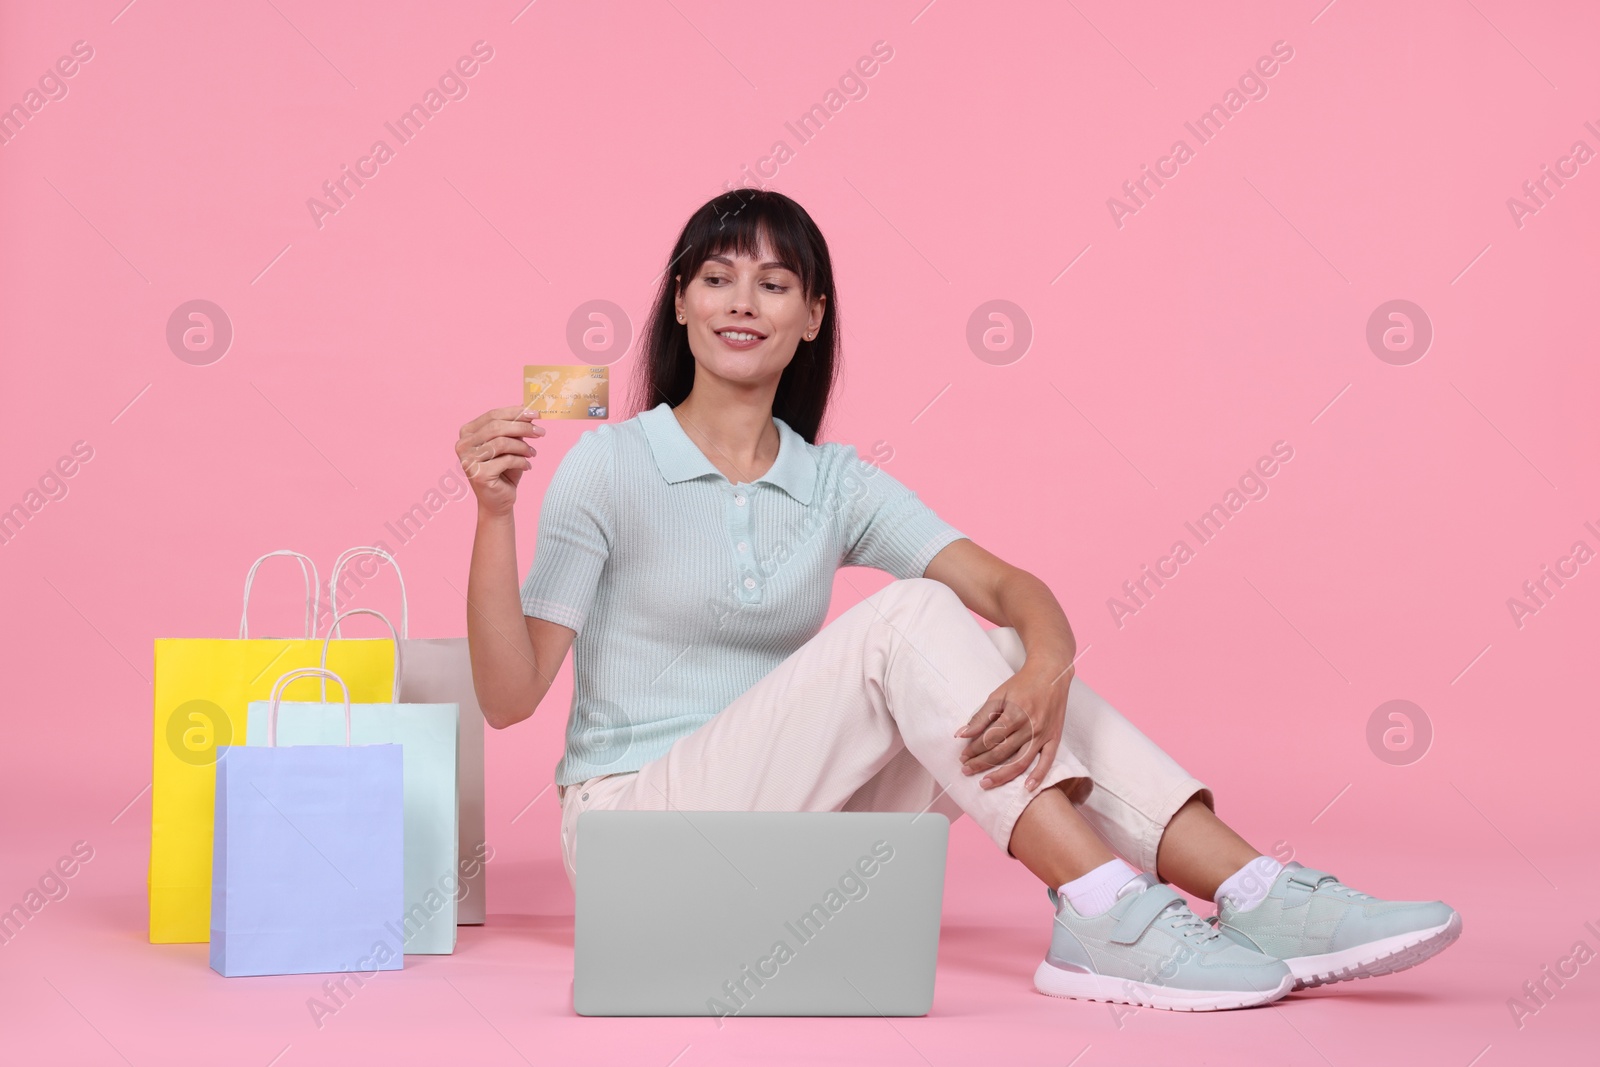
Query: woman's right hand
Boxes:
[{"xmin": 456, "ymin": 405, "xmax": 546, "ymax": 517}]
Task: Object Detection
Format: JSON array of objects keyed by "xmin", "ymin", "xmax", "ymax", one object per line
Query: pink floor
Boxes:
[{"xmin": 4, "ymin": 793, "xmax": 1593, "ymax": 1066}]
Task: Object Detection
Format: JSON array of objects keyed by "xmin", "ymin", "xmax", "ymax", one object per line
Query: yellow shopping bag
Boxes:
[{"xmin": 148, "ymin": 551, "xmax": 396, "ymax": 944}]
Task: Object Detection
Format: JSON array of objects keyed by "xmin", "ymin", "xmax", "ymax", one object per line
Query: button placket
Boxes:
[{"xmin": 728, "ymin": 484, "xmax": 761, "ymax": 604}]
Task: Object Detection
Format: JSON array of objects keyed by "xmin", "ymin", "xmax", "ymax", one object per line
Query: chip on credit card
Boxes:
[{"xmin": 523, "ymin": 365, "xmax": 609, "ymax": 419}]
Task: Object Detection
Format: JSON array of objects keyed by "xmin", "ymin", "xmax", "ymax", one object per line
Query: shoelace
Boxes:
[
  {"xmin": 1205, "ymin": 874, "xmax": 1378, "ymax": 924},
  {"xmin": 1310, "ymin": 877, "xmax": 1376, "ymax": 902},
  {"xmin": 1161, "ymin": 902, "xmax": 1224, "ymax": 945}
]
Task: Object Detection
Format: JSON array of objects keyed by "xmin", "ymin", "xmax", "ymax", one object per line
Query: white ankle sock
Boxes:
[
  {"xmin": 1215, "ymin": 855, "xmax": 1285, "ymax": 912},
  {"xmin": 1059, "ymin": 858, "xmax": 1142, "ymax": 917}
]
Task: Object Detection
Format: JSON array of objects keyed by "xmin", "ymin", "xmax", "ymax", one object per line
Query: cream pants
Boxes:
[{"xmin": 558, "ymin": 578, "xmax": 1210, "ymax": 891}]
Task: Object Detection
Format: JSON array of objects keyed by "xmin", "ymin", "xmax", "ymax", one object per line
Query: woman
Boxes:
[{"xmin": 456, "ymin": 189, "xmax": 1459, "ymax": 1011}]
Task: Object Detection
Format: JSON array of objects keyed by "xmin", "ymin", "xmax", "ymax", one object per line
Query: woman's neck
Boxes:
[{"xmin": 672, "ymin": 382, "xmax": 781, "ymax": 485}]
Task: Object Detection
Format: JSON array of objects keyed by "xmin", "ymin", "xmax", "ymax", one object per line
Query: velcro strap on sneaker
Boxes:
[
  {"xmin": 1109, "ymin": 885, "xmax": 1185, "ymax": 945},
  {"xmin": 1282, "ymin": 864, "xmax": 1335, "ymax": 908}
]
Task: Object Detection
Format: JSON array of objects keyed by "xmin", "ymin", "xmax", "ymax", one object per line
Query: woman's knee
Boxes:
[
  {"xmin": 876, "ymin": 583, "xmax": 1021, "ymax": 667},
  {"xmin": 875, "ymin": 576, "xmax": 965, "ymax": 616}
]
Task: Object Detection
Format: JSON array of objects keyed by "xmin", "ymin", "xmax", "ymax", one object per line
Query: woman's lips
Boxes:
[{"xmin": 715, "ymin": 329, "xmax": 766, "ymax": 350}]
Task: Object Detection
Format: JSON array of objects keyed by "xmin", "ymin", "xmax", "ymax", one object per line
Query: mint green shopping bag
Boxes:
[{"xmin": 327, "ymin": 547, "xmax": 488, "ymax": 924}]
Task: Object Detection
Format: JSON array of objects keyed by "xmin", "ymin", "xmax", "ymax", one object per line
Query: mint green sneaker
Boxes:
[
  {"xmin": 1035, "ymin": 875, "xmax": 1294, "ymax": 1011},
  {"xmin": 1212, "ymin": 862, "xmax": 1462, "ymax": 989}
]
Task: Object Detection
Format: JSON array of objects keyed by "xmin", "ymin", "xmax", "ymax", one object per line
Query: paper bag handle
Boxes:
[
  {"xmin": 267, "ymin": 667, "xmax": 352, "ymax": 747},
  {"xmin": 319, "ymin": 608, "xmax": 402, "ymax": 702},
  {"xmin": 328, "ymin": 546, "xmax": 409, "ymax": 638},
  {"xmin": 239, "ymin": 550, "xmax": 321, "ymax": 639}
]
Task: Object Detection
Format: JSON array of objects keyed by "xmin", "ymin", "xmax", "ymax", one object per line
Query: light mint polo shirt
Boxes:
[{"xmin": 520, "ymin": 401, "xmax": 968, "ymax": 786}]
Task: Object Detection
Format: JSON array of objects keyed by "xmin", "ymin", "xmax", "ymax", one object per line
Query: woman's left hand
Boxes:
[{"xmin": 954, "ymin": 662, "xmax": 1074, "ymax": 791}]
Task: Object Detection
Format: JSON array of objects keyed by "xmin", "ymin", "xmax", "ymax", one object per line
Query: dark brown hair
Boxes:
[{"xmin": 628, "ymin": 188, "xmax": 839, "ymax": 443}]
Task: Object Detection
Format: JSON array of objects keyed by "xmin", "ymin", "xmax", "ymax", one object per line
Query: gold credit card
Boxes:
[{"xmin": 522, "ymin": 365, "xmax": 610, "ymax": 419}]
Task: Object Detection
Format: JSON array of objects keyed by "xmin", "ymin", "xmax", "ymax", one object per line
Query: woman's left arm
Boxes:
[{"xmin": 923, "ymin": 538, "xmax": 1078, "ymax": 791}]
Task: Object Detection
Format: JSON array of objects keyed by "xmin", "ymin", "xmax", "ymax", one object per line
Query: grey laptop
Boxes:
[{"xmin": 574, "ymin": 810, "xmax": 950, "ymax": 1017}]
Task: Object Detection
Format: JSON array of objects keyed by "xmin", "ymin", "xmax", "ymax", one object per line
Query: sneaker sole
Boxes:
[
  {"xmin": 1283, "ymin": 911, "xmax": 1462, "ymax": 990},
  {"xmin": 1032, "ymin": 960, "xmax": 1294, "ymax": 1011}
]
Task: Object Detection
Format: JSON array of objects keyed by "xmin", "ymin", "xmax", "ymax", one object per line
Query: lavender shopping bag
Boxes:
[{"xmin": 210, "ymin": 668, "xmax": 405, "ymax": 978}]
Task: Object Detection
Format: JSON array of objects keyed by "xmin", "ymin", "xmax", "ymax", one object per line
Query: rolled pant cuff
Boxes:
[
  {"xmin": 1139, "ymin": 776, "xmax": 1212, "ymax": 877},
  {"xmin": 990, "ymin": 756, "xmax": 1094, "ymax": 859}
]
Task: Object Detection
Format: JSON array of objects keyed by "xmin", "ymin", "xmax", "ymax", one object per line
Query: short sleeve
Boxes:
[
  {"xmin": 837, "ymin": 448, "xmax": 967, "ymax": 578},
  {"xmin": 520, "ymin": 428, "xmax": 613, "ymax": 632}
]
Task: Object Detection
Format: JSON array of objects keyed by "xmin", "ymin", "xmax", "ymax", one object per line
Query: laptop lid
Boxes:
[{"xmin": 574, "ymin": 810, "xmax": 950, "ymax": 1017}]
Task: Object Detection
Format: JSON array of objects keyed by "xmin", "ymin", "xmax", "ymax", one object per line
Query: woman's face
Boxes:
[{"xmin": 675, "ymin": 236, "xmax": 825, "ymax": 391}]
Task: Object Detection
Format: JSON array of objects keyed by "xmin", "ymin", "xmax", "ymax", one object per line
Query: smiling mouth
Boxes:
[{"xmin": 716, "ymin": 328, "xmax": 766, "ymax": 342}]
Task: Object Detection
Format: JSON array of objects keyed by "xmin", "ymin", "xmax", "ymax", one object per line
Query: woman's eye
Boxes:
[{"xmin": 701, "ymin": 274, "xmax": 787, "ymax": 292}]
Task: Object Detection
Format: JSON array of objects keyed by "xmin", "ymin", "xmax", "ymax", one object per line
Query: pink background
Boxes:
[{"xmin": 2, "ymin": 0, "xmax": 1596, "ymax": 1063}]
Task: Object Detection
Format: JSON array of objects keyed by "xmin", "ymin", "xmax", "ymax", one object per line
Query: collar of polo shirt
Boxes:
[{"xmin": 638, "ymin": 401, "xmax": 816, "ymax": 505}]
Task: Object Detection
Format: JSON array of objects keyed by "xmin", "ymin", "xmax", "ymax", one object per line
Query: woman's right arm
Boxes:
[{"xmin": 457, "ymin": 405, "xmax": 572, "ymax": 729}]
